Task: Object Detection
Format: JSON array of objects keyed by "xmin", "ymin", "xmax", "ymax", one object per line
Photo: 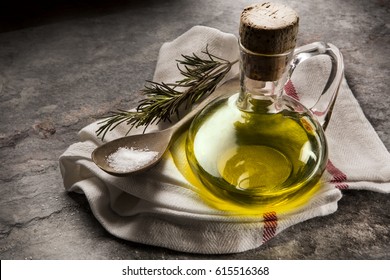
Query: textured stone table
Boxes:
[{"xmin": 0, "ymin": 0, "xmax": 389, "ymax": 259}]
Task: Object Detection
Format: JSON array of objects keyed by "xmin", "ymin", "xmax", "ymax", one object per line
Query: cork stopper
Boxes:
[
  {"xmin": 239, "ymin": 2, "xmax": 299, "ymax": 81},
  {"xmin": 240, "ymin": 2, "xmax": 299, "ymax": 54}
]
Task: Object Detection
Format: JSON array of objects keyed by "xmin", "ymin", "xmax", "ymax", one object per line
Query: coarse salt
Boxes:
[{"xmin": 106, "ymin": 147, "xmax": 159, "ymax": 172}]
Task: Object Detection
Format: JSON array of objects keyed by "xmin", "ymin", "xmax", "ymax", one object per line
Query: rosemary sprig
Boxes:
[{"xmin": 96, "ymin": 46, "xmax": 238, "ymax": 140}]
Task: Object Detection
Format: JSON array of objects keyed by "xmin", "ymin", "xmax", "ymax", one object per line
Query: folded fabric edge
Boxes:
[
  {"xmin": 343, "ymin": 181, "xmax": 390, "ymax": 193},
  {"xmin": 63, "ymin": 170, "xmax": 343, "ymax": 254}
]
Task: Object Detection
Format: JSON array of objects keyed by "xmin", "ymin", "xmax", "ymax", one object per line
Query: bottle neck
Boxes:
[{"xmin": 237, "ymin": 42, "xmax": 293, "ymax": 112}]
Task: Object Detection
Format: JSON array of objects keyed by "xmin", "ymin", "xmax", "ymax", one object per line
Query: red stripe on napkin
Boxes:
[
  {"xmin": 335, "ymin": 184, "xmax": 349, "ymax": 190},
  {"xmin": 326, "ymin": 160, "xmax": 349, "ymax": 189},
  {"xmin": 262, "ymin": 211, "xmax": 278, "ymax": 243},
  {"xmin": 284, "ymin": 79, "xmax": 300, "ymax": 101}
]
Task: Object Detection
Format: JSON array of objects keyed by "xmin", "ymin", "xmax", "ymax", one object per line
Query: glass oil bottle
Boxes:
[{"xmin": 185, "ymin": 2, "xmax": 344, "ymax": 211}]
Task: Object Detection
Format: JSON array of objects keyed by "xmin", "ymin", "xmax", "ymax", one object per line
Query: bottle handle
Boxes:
[{"xmin": 288, "ymin": 42, "xmax": 344, "ymax": 130}]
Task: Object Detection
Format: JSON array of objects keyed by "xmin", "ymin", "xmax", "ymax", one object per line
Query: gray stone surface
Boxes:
[{"xmin": 0, "ymin": 0, "xmax": 389, "ymax": 259}]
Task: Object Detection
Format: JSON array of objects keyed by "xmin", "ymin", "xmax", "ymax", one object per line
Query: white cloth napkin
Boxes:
[{"xmin": 59, "ymin": 26, "xmax": 390, "ymax": 254}]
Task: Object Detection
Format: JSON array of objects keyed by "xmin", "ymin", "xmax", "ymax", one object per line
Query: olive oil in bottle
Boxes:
[{"xmin": 186, "ymin": 93, "xmax": 327, "ymax": 207}]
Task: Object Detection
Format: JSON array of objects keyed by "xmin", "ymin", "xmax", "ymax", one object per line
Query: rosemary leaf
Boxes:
[{"xmin": 96, "ymin": 46, "xmax": 238, "ymax": 140}]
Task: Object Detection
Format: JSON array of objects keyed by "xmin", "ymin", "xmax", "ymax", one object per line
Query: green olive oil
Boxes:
[{"xmin": 185, "ymin": 94, "xmax": 327, "ymax": 209}]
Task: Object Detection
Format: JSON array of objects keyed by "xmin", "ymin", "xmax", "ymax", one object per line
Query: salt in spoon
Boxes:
[{"xmin": 92, "ymin": 78, "xmax": 238, "ymax": 176}]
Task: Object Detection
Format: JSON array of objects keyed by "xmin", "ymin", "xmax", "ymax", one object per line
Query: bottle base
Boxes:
[{"xmin": 218, "ymin": 145, "xmax": 293, "ymax": 193}]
